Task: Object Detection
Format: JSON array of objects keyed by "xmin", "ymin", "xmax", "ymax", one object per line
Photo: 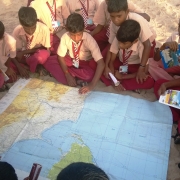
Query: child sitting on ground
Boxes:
[
  {"xmin": 104, "ymin": 19, "xmax": 154, "ymax": 91},
  {"xmin": 148, "ymin": 18, "xmax": 180, "ymax": 81},
  {"xmin": 0, "ymin": 21, "xmax": 29, "ymax": 91},
  {"xmin": 13, "ymin": 7, "xmax": 51, "ymax": 75},
  {"xmin": 66, "ymin": 0, "xmax": 100, "ymax": 32},
  {"xmin": 103, "ymin": 0, "xmax": 156, "ymax": 85},
  {"xmin": 30, "ymin": 0, "xmax": 70, "ymax": 54},
  {"xmin": 43, "ymin": 13, "xmax": 105, "ymax": 94},
  {"xmin": 92, "ymin": 0, "xmax": 150, "ymax": 51}
]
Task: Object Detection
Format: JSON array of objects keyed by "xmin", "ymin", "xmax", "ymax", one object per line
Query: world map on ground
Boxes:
[{"xmin": 0, "ymin": 78, "xmax": 172, "ymax": 180}]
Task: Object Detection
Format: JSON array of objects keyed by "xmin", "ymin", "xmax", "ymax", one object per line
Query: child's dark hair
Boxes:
[
  {"xmin": 107, "ymin": 0, "xmax": 128, "ymax": 13},
  {"xmin": 0, "ymin": 162, "xmax": 18, "ymax": 180},
  {"xmin": 66, "ymin": 13, "xmax": 84, "ymax": 33},
  {"xmin": 116, "ymin": 19, "xmax": 141, "ymax": 43},
  {"xmin": 57, "ymin": 162, "xmax": 109, "ymax": 180},
  {"xmin": 18, "ymin": 7, "xmax": 37, "ymax": 27},
  {"xmin": 0, "ymin": 21, "xmax": 5, "ymax": 39}
]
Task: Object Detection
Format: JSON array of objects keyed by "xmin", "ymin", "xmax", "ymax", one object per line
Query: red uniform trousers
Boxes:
[
  {"xmin": 23, "ymin": 49, "xmax": 50, "ymax": 73},
  {"xmin": 93, "ymin": 27, "xmax": 109, "ymax": 52},
  {"xmin": 43, "ymin": 55, "xmax": 95, "ymax": 85},
  {"xmin": 50, "ymin": 34, "xmax": 60, "ymax": 55}
]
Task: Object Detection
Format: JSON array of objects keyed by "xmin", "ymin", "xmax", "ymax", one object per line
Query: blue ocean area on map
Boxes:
[{"xmin": 2, "ymin": 91, "xmax": 172, "ymax": 180}]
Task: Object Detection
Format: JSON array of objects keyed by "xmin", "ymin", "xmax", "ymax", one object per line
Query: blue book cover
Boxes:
[{"xmin": 160, "ymin": 44, "xmax": 180, "ymax": 69}]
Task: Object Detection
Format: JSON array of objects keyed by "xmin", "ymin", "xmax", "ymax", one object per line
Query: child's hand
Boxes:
[
  {"xmin": 65, "ymin": 73, "xmax": 77, "ymax": 87},
  {"xmin": 136, "ymin": 67, "xmax": 147, "ymax": 84},
  {"xmin": 79, "ymin": 83, "xmax": 94, "ymax": 94},
  {"xmin": 115, "ymin": 70, "xmax": 123, "ymax": 80},
  {"xmin": 104, "ymin": 66, "xmax": 112, "ymax": 78},
  {"xmin": 17, "ymin": 65, "xmax": 30, "ymax": 79},
  {"xmin": 5, "ymin": 67, "xmax": 17, "ymax": 82},
  {"xmin": 164, "ymin": 41, "xmax": 178, "ymax": 52},
  {"xmin": 114, "ymin": 83, "xmax": 126, "ymax": 91},
  {"xmin": 16, "ymin": 51, "xmax": 24, "ymax": 62},
  {"xmin": 158, "ymin": 83, "xmax": 167, "ymax": 96}
]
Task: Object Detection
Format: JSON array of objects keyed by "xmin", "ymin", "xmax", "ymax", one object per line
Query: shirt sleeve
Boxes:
[
  {"xmin": 131, "ymin": 13, "xmax": 153, "ymax": 43},
  {"xmin": 128, "ymin": 1, "xmax": 144, "ymax": 13},
  {"xmin": 108, "ymin": 22, "xmax": 117, "ymax": 44},
  {"xmin": 42, "ymin": 26, "xmax": 51, "ymax": 48},
  {"xmin": 12, "ymin": 26, "xmax": 23, "ymax": 50},
  {"xmin": 93, "ymin": 1, "xmax": 106, "ymax": 25},
  {"xmin": 61, "ymin": 0, "xmax": 70, "ymax": 21},
  {"xmin": 8, "ymin": 38, "xmax": 17, "ymax": 58},
  {"xmin": 66, "ymin": 0, "xmax": 74, "ymax": 14},
  {"xmin": 30, "ymin": 1, "xmax": 41, "ymax": 19},
  {"xmin": 57, "ymin": 34, "xmax": 68, "ymax": 57},
  {"xmin": 87, "ymin": 34, "xmax": 103, "ymax": 61},
  {"xmin": 94, "ymin": 0, "xmax": 100, "ymax": 12},
  {"xmin": 110, "ymin": 37, "xmax": 119, "ymax": 54}
]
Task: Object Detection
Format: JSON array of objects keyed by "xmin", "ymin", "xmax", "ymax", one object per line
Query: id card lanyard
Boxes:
[
  {"xmin": 46, "ymin": 0, "xmax": 57, "ymax": 21},
  {"xmin": 72, "ymin": 40, "xmax": 83, "ymax": 68},
  {"xmin": 79, "ymin": 0, "xmax": 89, "ymax": 17}
]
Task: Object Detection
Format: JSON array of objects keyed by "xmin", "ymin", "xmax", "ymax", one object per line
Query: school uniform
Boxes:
[
  {"xmin": 93, "ymin": 0, "xmax": 144, "ymax": 51},
  {"xmin": 12, "ymin": 22, "xmax": 51, "ymax": 73},
  {"xmin": 43, "ymin": 31, "xmax": 103, "ymax": 84},
  {"xmin": 66, "ymin": 0, "xmax": 99, "ymax": 31},
  {"xmin": 30, "ymin": 0, "xmax": 70, "ymax": 54},
  {"xmin": 148, "ymin": 32, "xmax": 180, "ymax": 80},
  {"xmin": 109, "ymin": 12, "xmax": 156, "ymax": 45},
  {"xmin": 102, "ymin": 38, "xmax": 154, "ymax": 90},
  {"xmin": 0, "ymin": 32, "xmax": 20, "ymax": 83}
]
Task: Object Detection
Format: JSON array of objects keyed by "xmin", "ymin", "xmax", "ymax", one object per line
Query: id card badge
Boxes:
[
  {"xmin": 87, "ymin": 18, "xmax": 93, "ymax": 25},
  {"xmin": 72, "ymin": 59, "xmax": 79, "ymax": 68},
  {"xmin": 119, "ymin": 65, "xmax": 128, "ymax": 73},
  {"xmin": 52, "ymin": 21, "xmax": 60, "ymax": 28}
]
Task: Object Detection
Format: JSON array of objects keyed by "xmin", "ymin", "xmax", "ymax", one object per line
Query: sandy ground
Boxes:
[{"xmin": 0, "ymin": 0, "xmax": 180, "ymax": 179}]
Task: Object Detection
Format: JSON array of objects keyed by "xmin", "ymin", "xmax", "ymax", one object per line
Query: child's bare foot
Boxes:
[
  {"xmin": 36, "ymin": 65, "xmax": 49, "ymax": 76},
  {"xmin": 114, "ymin": 84, "xmax": 126, "ymax": 91},
  {"xmin": 0, "ymin": 84, "xmax": 9, "ymax": 92},
  {"xmin": 76, "ymin": 78, "xmax": 88, "ymax": 87}
]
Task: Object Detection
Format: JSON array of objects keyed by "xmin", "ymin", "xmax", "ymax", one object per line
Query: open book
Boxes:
[
  {"xmin": 159, "ymin": 89, "xmax": 180, "ymax": 109},
  {"xmin": 160, "ymin": 44, "xmax": 180, "ymax": 69}
]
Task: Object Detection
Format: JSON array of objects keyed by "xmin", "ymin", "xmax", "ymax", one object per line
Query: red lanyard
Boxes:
[
  {"xmin": 46, "ymin": 0, "xmax": 56, "ymax": 20},
  {"xmin": 122, "ymin": 49, "xmax": 133, "ymax": 64},
  {"xmin": 25, "ymin": 35, "xmax": 34, "ymax": 48},
  {"xmin": 79, "ymin": 0, "xmax": 89, "ymax": 16},
  {"xmin": 72, "ymin": 41, "xmax": 83, "ymax": 60}
]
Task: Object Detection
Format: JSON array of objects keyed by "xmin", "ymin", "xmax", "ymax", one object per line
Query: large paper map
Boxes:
[{"xmin": 0, "ymin": 78, "xmax": 172, "ymax": 180}]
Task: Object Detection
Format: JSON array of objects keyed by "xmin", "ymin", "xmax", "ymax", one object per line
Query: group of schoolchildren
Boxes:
[{"xmin": 0, "ymin": 0, "xmax": 180, "ymax": 141}]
